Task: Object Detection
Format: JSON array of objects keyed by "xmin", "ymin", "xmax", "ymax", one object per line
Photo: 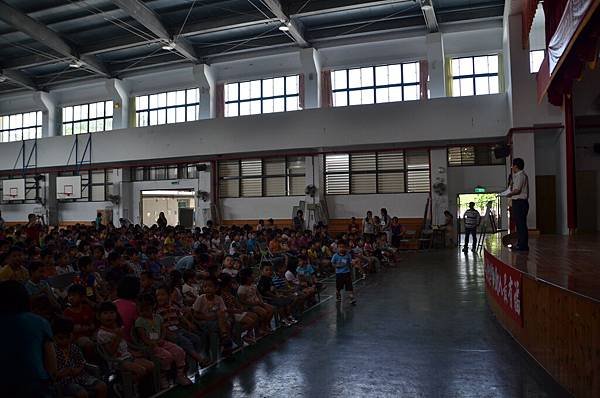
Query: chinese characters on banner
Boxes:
[{"xmin": 484, "ymin": 251, "xmax": 523, "ymax": 327}]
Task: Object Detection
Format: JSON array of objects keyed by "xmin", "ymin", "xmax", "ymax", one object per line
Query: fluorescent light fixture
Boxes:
[
  {"xmin": 279, "ymin": 22, "xmax": 290, "ymax": 32},
  {"xmin": 69, "ymin": 60, "xmax": 82, "ymax": 68},
  {"xmin": 162, "ymin": 41, "xmax": 176, "ymax": 51},
  {"xmin": 0, "ymin": 76, "xmax": 6, "ymax": 83}
]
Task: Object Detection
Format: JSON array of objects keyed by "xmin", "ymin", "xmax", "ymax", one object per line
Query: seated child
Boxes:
[
  {"xmin": 237, "ymin": 268, "xmax": 273, "ymax": 336},
  {"xmin": 221, "ymin": 255, "xmax": 238, "ymax": 277},
  {"xmin": 95, "ymin": 302, "xmax": 155, "ymax": 385},
  {"xmin": 53, "ymin": 317, "xmax": 108, "ymax": 398},
  {"xmin": 192, "ymin": 278, "xmax": 232, "ymax": 356},
  {"xmin": 155, "ymin": 285, "xmax": 211, "ymax": 367},
  {"xmin": 182, "ymin": 269, "xmax": 201, "ymax": 306},
  {"xmin": 257, "ymin": 264, "xmax": 296, "ymax": 326},
  {"xmin": 218, "ymin": 273, "xmax": 258, "ymax": 344},
  {"xmin": 134, "ymin": 294, "xmax": 192, "ymax": 388},
  {"xmin": 63, "ymin": 284, "xmax": 96, "ymax": 355}
]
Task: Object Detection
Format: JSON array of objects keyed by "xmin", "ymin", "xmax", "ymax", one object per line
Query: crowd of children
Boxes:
[{"xmin": 0, "ymin": 211, "xmax": 404, "ymax": 397}]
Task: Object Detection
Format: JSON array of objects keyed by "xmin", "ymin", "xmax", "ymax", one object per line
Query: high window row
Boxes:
[{"xmin": 0, "ymin": 53, "xmax": 503, "ymax": 143}]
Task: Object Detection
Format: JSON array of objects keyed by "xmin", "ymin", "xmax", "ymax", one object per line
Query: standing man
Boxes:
[
  {"xmin": 462, "ymin": 202, "xmax": 481, "ymax": 253},
  {"xmin": 506, "ymin": 158, "xmax": 529, "ymax": 251}
]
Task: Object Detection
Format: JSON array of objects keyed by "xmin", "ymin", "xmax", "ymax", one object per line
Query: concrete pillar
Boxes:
[
  {"xmin": 299, "ymin": 48, "xmax": 322, "ymax": 109},
  {"xmin": 193, "ymin": 64, "xmax": 215, "ymax": 120},
  {"xmin": 111, "ymin": 168, "xmax": 132, "ymax": 227},
  {"xmin": 46, "ymin": 173, "xmax": 59, "ymax": 226},
  {"xmin": 426, "ymin": 33, "xmax": 445, "ymax": 98},
  {"xmin": 512, "ymin": 132, "xmax": 537, "ymax": 229},
  {"xmin": 33, "ymin": 92, "xmax": 58, "ymax": 137},
  {"xmin": 196, "ymin": 163, "xmax": 212, "ymax": 227},
  {"xmin": 429, "ymin": 148, "xmax": 449, "ymax": 225},
  {"xmin": 105, "ymin": 79, "xmax": 130, "ymax": 129}
]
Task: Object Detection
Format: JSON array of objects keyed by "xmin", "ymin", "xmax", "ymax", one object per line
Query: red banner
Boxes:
[{"xmin": 484, "ymin": 251, "xmax": 523, "ymax": 327}]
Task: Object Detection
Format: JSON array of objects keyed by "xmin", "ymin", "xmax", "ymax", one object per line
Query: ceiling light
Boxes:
[
  {"xmin": 279, "ymin": 22, "xmax": 290, "ymax": 32},
  {"xmin": 0, "ymin": 76, "xmax": 6, "ymax": 83},
  {"xmin": 69, "ymin": 60, "xmax": 82, "ymax": 68},
  {"xmin": 162, "ymin": 41, "xmax": 175, "ymax": 51}
]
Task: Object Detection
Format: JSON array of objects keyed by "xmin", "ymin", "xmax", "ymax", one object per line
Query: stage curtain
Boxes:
[
  {"xmin": 299, "ymin": 73, "xmax": 305, "ymax": 110},
  {"xmin": 522, "ymin": 0, "xmax": 542, "ymax": 48},
  {"xmin": 419, "ymin": 60, "xmax": 429, "ymax": 99},
  {"xmin": 215, "ymin": 83, "xmax": 225, "ymax": 118},
  {"xmin": 320, "ymin": 70, "xmax": 333, "ymax": 108}
]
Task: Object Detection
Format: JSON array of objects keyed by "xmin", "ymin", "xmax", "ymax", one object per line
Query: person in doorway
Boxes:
[
  {"xmin": 156, "ymin": 212, "xmax": 168, "ymax": 230},
  {"xmin": 506, "ymin": 158, "xmax": 529, "ymax": 251},
  {"xmin": 462, "ymin": 202, "xmax": 481, "ymax": 253}
]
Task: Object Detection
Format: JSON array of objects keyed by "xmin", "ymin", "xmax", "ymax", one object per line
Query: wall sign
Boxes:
[{"xmin": 484, "ymin": 250, "xmax": 523, "ymax": 327}]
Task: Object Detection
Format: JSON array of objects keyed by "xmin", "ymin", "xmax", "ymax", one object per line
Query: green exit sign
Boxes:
[{"xmin": 474, "ymin": 186, "xmax": 486, "ymax": 193}]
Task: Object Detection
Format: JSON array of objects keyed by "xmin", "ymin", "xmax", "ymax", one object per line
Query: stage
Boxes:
[{"xmin": 484, "ymin": 232, "xmax": 600, "ymax": 398}]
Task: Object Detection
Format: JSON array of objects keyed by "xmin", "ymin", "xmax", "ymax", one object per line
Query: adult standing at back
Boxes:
[
  {"xmin": 462, "ymin": 202, "xmax": 481, "ymax": 253},
  {"xmin": 363, "ymin": 211, "xmax": 375, "ymax": 240},
  {"xmin": 380, "ymin": 208, "xmax": 392, "ymax": 243},
  {"xmin": 157, "ymin": 212, "xmax": 168, "ymax": 230},
  {"xmin": 506, "ymin": 158, "xmax": 529, "ymax": 251}
]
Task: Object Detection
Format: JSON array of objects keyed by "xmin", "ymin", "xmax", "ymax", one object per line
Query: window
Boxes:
[
  {"xmin": 529, "ymin": 50, "xmax": 544, "ymax": 73},
  {"xmin": 57, "ymin": 169, "xmax": 113, "ymax": 201},
  {"xmin": 224, "ymin": 75, "xmax": 301, "ymax": 117},
  {"xmin": 62, "ymin": 101, "xmax": 113, "ymax": 135},
  {"xmin": 324, "ymin": 150, "xmax": 430, "ymax": 195},
  {"xmin": 218, "ymin": 157, "xmax": 305, "ymax": 197},
  {"xmin": 131, "ymin": 164, "xmax": 202, "ymax": 181},
  {"xmin": 331, "ymin": 62, "xmax": 420, "ymax": 107},
  {"xmin": 450, "ymin": 55, "xmax": 500, "ymax": 97},
  {"xmin": 447, "ymin": 145, "xmax": 505, "ymax": 166},
  {"xmin": 0, "ymin": 111, "xmax": 42, "ymax": 143},
  {"xmin": 135, "ymin": 88, "xmax": 199, "ymax": 127}
]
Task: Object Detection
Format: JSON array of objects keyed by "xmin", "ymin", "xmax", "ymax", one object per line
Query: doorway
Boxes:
[
  {"xmin": 535, "ymin": 175, "xmax": 557, "ymax": 234},
  {"xmin": 141, "ymin": 190, "xmax": 195, "ymax": 227},
  {"xmin": 456, "ymin": 193, "xmax": 501, "ymax": 244}
]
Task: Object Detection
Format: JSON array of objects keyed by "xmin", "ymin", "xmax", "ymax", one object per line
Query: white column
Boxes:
[
  {"xmin": 195, "ymin": 163, "xmax": 212, "ymax": 227},
  {"xmin": 110, "ymin": 168, "xmax": 133, "ymax": 227},
  {"xmin": 299, "ymin": 48, "xmax": 322, "ymax": 109},
  {"xmin": 193, "ymin": 64, "xmax": 215, "ymax": 120},
  {"xmin": 33, "ymin": 91, "xmax": 58, "ymax": 137},
  {"xmin": 512, "ymin": 132, "xmax": 537, "ymax": 229},
  {"xmin": 429, "ymin": 148, "xmax": 449, "ymax": 225},
  {"xmin": 426, "ymin": 32, "xmax": 445, "ymax": 98},
  {"xmin": 105, "ymin": 79, "xmax": 130, "ymax": 129}
]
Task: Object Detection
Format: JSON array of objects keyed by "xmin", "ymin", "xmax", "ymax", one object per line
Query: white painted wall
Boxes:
[
  {"xmin": 326, "ymin": 193, "xmax": 430, "ymax": 219},
  {"xmin": 222, "ymin": 197, "xmax": 303, "ymax": 220}
]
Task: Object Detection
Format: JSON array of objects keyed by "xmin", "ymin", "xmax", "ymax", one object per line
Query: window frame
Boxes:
[
  {"xmin": 0, "ymin": 111, "xmax": 43, "ymax": 143},
  {"xmin": 224, "ymin": 75, "xmax": 301, "ymax": 117},
  {"xmin": 447, "ymin": 145, "xmax": 506, "ymax": 167},
  {"xmin": 135, "ymin": 88, "xmax": 200, "ymax": 127},
  {"xmin": 131, "ymin": 164, "xmax": 200, "ymax": 182},
  {"xmin": 323, "ymin": 150, "xmax": 430, "ymax": 195},
  {"xmin": 62, "ymin": 100, "xmax": 114, "ymax": 136},
  {"xmin": 450, "ymin": 54, "xmax": 500, "ymax": 97},
  {"xmin": 331, "ymin": 61, "xmax": 421, "ymax": 107},
  {"xmin": 218, "ymin": 156, "xmax": 306, "ymax": 198}
]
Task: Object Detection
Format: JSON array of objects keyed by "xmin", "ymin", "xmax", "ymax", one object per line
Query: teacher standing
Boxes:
[{"xmin": 506, "ymin": 158, "xmax": 529, "ymax": 251}]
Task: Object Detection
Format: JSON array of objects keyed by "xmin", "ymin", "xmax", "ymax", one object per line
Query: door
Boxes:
[
  {"xmin": 536, "ymin": 175, "xmax": 557, "ymax": 234},
  {"xmin": 576, "ymin": 171, "xmax": 597, "ymax": 233}
]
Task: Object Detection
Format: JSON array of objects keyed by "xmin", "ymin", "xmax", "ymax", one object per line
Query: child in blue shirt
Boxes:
[{"xmin": 331, "ymin": 241, "xmax": 356, "ymax": 305}]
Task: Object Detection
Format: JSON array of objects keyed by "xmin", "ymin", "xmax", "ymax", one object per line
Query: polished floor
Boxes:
[{"xmin": 165, "ymin": 249, "xmax": 569, "ymax": 398}]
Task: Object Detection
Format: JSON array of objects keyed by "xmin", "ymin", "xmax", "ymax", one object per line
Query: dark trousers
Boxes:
[
  {"xmin": 464, "ymin": 228, "xmax": 477, "ymax": 249},
  {"xmin": 512, "ymin": 199, "xmax": 529, "ymax": 249}
]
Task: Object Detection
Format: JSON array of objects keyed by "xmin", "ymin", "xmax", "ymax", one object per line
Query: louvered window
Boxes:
[
  {"xmin": 218, "ymin": 157, "xmax": 305, "ymax": 198},
  {"xmin": 447, "ymin": 145, "xmax": 504, "ymax": 166},
  {"xmin": 325, "ymin": 150, "xmax": 429, "ymax": 195}
]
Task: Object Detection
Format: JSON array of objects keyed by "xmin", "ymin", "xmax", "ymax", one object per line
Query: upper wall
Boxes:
[{"xmin": 0, "ymin": 94, "xmax": 509, "ymax": 172}]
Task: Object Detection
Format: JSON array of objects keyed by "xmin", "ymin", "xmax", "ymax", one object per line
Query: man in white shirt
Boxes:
[
  {"xmin": 506, "ymin": 158, "xmax": 529, "ymax": 251},
  {"xmin": 462, "ymin": 202, "xmax": 481, "ymax": 253}
]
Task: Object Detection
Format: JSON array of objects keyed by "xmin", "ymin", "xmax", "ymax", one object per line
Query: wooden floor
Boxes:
[{"xmin": 485, "ymin": 232, "xmax": 600, "ymax": 302}]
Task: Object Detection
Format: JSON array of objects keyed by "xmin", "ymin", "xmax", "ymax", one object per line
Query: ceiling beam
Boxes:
[
  {"xmin": 420, "ymin": 0, "xmax": 439, "ymax": 32},
  {"xmin": 0, "ymin": 1, "xmax": 110, "ymax": 77},
  {"xmin": 0, "ymin": 69, "xmax": 38, "ymax": 91},
  {"xmin": 110, "ymin": 0, "xmax": 199, "ymax": 63},
  {"xmin": 259, "ymin": 0, "xmax": 310, "ymax": 47}
]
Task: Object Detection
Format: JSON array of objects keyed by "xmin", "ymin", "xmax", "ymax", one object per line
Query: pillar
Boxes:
[
  {"xmin": 429, "ymin": 148, "xmax": 449, "ymax": 225},
  {"xmin": 512, "ymin": 132, "xmax": 537, "ymax": 229},
  {"xmin": 111, "ymin": 168, "xmax": 132, "ymax": 227},
  {"xmin": 33, "ymin": 91, "xmax": 58, "ymax": 137},
  {"xmin": 426, "ymin": 32, "xmax": 445, "ymax": 98},
  {"xmin": 196, "ymin": 163, "xmax": 212, "ymax": 227},
  {"xmin": 563, "ymin": 92, "xmax": 577, "ymax": 232},
  {"xmin": 105, "ymin": 79, "xmax": 130, "ymax": 129},
  {"xmin": 193, "ymin": 64, "xmax": 215, "ymax": 120},
  {"xmin": 299, "ymin": 48, "xmax": 322, "ymax": 109}
]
